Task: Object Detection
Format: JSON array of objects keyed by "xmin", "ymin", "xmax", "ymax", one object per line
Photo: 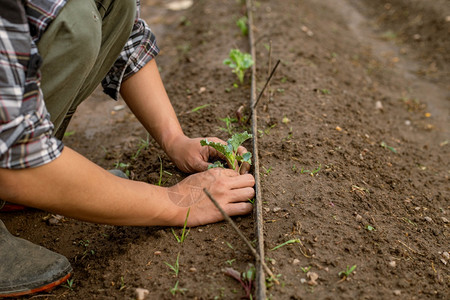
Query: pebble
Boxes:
[
  {"xmin": 441, "ymin": 217, "xmax": 449, "ymax": 223},
  {"xmin": 273, "ymin": 207, "xmax": 282, "ymax": 213},
  {"xmin": 414, "ymin": 207, "xmax": 421, "ymax": 211},
  {"xmin": 442, "ymin": 252, "xmax": 450, "ymax": 260},
  {"xmin": 393, "ymin": 290, "xmax": 401, "ymax": 296},
  {"xmin": 293, "ymin": 258, "xmax": 300, "ymax": 265},
  {"xmin": 300, "ymin": 278, "xmax": 307, "ymax": 284},
  {"xmin": 388, "ymin": 261, "xmax": 396, "ymax": 268},
  {"xmin": 440, "ymin": 259, "xmax": 447, "ymax": 265},
  {"xmin": 375, "ymin": 101, "xmax": 383, "ymax": 110},
  {"xmin": 264, "ymin": 207, "xmax": 270, "ymax": 213},
  {"xmin": 189, "ymin": 267, "xmax": 197, "ymax": 272},
  {"xmin": 154, "ymin": 251, "xmax": 161, "ymax": 255},
  {"xmin": 135, "ymin": 288, "xmax": 149, "ymax": 300},
  {"xmin": 405, "ymin": 120, "xmax": 411, "ymax": 126},
  {"xmin": 307, "ymin": 272, "xmax": 319, "ymax": 286},
  {"xmin": 424, "ymin": 216, "xmax": 433, "ymax": 222},
  {"xmin": 355, "ymin": 214, "xmax": 363, "ymax": 221}
]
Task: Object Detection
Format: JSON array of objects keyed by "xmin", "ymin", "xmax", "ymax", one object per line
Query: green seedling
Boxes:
[
  {"xmin": 226, "ymin": 258, "xmax": 236, "ymax": 266},
  {"xmin": 219, "ymin": 116, "xmax": 238, "ymax": 136},
  {"xmin": 119, "ymin": 276, "xmax": 126, "ymax": 291},
  {"xmin": 380, "ymin": 141, "xmax": 397, "ymax": 153},
  {"xmin": 164, "ymin": 253, "xmax": 180, "ymax": 277},
  {"xmin": 270, "ymin": 239, "xmax": 301, "ymax": 251},
  {"xmin": 63, "ymin": 130, "xmax": 76, "ymax": 137},
  {"xmin": 300, "ymin": 266, "xmax": 311, "ymax": 273},
  {"xmin": 223, "ymin": 265, "xmax": 255, "ymax": 299},
  {"xmin": 170, "ymin": 280, "xmax": 187, "ymax": 296},
  {"xmin": 339, "ymin": 265, "xmax": 357, "ymax": 279},
  {"xmin": 262, "ymin": 166, "xmax": 272, "ymax": 175},
  {"xmin": 171, "ymin": 208, "xmax": 190, "ymax": 243},
  {"xmin": 226, "ymin": 242, "xmax": 234, "ymax": 250},
  {"xmin": 320, "ymin": 89, "xmax": 330, "ymax": 95},
  {"xmin": 248, "ymin": 198, "xmax": 255, "ymax": 204},
  {"xmin": 236, "ymin": 16, "xmax": 248, "ymax": 35},
  {"xmin": 191, "ymin": 103, "xmax": 210, "ymax": 113},
  {"xmin": 366, "ymin": 225, "xmax": 376, "ymax": 231},
  {"xmin": 131, "ymin": 133, "xmax": 150, "ymax": 160},
  {"xmin": 200, "ymin": 131, "xmax": 253, "ymax": 173},
  {"xmin": 62, "ymin": 278, "xmax": 74, "ymax": 291},
  {"xmin": 156, "ymin": 156, "xmax": 172, "ymax": 186},
  {"xmin": 114, "ymin": 161, "xmax": 130, "ymax": 178},
  {"xmin": 223, "ymin": 49, "xmax": 254, "ymax": 84}
]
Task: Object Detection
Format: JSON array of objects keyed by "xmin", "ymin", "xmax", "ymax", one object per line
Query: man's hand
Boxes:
[
  {"xmin": 168, "ymin": 168, "xmax": 255, "ymax": 226},
  {"xmin": 164, "ymin": 134, "xmax": 251, "ymax": 174}
]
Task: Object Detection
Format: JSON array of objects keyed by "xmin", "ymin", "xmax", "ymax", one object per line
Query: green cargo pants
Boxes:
[{"xmin": 37, "ymin": 0, "xmax": 136, "ymax": 140}]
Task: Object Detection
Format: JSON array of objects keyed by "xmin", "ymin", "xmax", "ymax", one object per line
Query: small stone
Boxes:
[
  {"xmin": 446, "ymin": 16, "xmax": 450, "ymax": 22},
  {"xmin": 413, "ymin": 34, "xmax": 421, "ymax": 40},
  {"xmin": 306, "ymin": 272, "xmax": 319, "ymax": 286},
  {"xmin": 336, "ymin": 126, "xmax": 342, "ymax": 132},
  {"xmin": 135, "ymin": 288, "xmax": 149, "ymax": 300},
  {"xmin": 113, "ymin": 104, "xmax": 126, "ymax": 111},
  {"xmin": 375, "ymin": 101, "xmax": 383, "ymax": 110},
  {"xmin": 441, "ymin": 217, "xmax": 449, "ymax": 223},
  {"xmin": 424, "ymin": 216, "xmax": 433, "ymax": 222},
  {"xmin": 293, "ymin": 258, "xmax": 300, "ymax": 265},
  {"xmin": 198, "ymin": 87, "xmax": 206, "ymax": 94},
  {"xmin": 388, "ymin": 261, "xmax": 396, "ymax": 268},
  {"xmin": 189, "ymin": 267, "xmax": 197, "ymax": 272},
  {"xmin": 154, "ymin": 251, "xmax": 161, "ymax": 255},
  {"xmin": 270, "ymin": 259, "xmax": 276, "ymax": 265},
  {"xmin": 393, "ymin": 290, "xmax": 401, "ymax": 296},
  {"xmin": 273, "ymin": 207, "xmax": 282, "ymax": 213},
  {"xmin": 405, "ymin": 120, "xmax": 411, "ymax": 126},
  {"xmin": 300, "ymin": 278, "xmax": 307, "ymax": 284},
  {"xmin": 198, "ymin": 229, "xmax": 203, "ymax": 232},
  {"xmin": 414, "ymin": 207, "xmax": 421, "ymax": 211},
  {"xmin": 442, "ymin": 252, "xmax": 450, "ymax": 260},
  {"xmin": 355, "ymin": 214, "xmax": 363, "ymax": 221},
  {"xmin": 324, "ymin": 267, "xmax": 329, "ymax": 272}
]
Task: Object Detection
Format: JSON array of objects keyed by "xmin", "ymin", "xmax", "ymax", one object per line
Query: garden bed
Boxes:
[{"xmin": 1, "ymin": 0, "xmax": 448, "ymax": 299}]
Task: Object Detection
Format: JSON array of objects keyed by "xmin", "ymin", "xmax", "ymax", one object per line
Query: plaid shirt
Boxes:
[{"xmin": 0, "ymin": 0, "xmax": 159, "ymax": 169}]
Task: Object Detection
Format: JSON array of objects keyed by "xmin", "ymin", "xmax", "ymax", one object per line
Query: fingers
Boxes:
[
  {"xmin": 227, "ymin": 187, "xmax": 255, "ymax": 203},
  {"xmin": 226, "ymin": 173, "xmax": 255, "ymax": 189},
  {"xmin": 224, "ymin": 202, "xmax": 253, "ymax": 216}
]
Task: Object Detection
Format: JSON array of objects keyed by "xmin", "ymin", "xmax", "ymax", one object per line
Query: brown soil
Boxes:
[{"xmin": 2, "ymin": 0, "xmax": 449, "ymax": 299}]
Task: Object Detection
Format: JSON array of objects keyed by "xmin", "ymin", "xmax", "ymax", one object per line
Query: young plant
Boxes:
[
  {"xmin": 131, "ymin": 133, "xmax": 150, "ymax": 160},
  {"xmin": 236, "ymin": 16, "xmax": 248, "ymax": 35},
  {"xmin": 200, "ymin": 131, "xmax": 252, "ymax": 173},
  {"xmin": 338, "ymin": 265, "xmax": 357, "ymax": 279},
  {"xmin": 171, "ymin": 208, "xmax": 190, "ymax": 243},
  {"xmin": 156, "ymin": 156, "xmax": 173, "ymax": 186},
  {"xmin": 170, "ymin": 280, "xmax": 188, "ymax": 296},
  {"xmin": 270, "ymin": 239, "xmax": 301, "ymax": 251},
  {"xmin": 219, "ymin": 116, "xmax": 238, "ymax": 136},
  {"xmin": 223, "ymin": 49, "xmax": 254, "ymax": 84},
  {"xmin": 62, "ymin": 278, "xmax": 74, "ymax": 291},
  {"xmin": 164, "ymin": 253, "xmax": 180, "ymax": 277},
  {"xmin": 223, "ymin": 265, "xmax": 255, "ymax": 299}
]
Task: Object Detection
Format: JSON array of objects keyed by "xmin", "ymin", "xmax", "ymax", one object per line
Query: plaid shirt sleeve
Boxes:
[
  {"xmin": 0, "ymin": 1, "xmax": 63, "ymax": 169},
  {"xmin": 102, "ymin": 0, "xmax": 160, "ymax": 100}
]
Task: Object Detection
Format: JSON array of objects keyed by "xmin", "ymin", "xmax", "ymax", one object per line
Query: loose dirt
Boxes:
[{"xmin": 2, "ymin": 0, "xmax": 448, "ymax": 299}]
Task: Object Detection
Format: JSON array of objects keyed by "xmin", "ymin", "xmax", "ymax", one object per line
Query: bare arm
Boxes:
[
  {"xmin": 120, "ymin": 59, "xmax": 250, "ymax": 174},
  {"xmin": 0, "ymin": 147, "xmax": 254, "ymax": 226}
]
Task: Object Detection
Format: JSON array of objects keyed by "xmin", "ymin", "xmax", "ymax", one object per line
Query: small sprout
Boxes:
[
  {"xmin": 226, "ymin": 258, "xmax": 236, "ymax": 266},
  {"xmin": 64, "ymin": 130, "xmax": 76, "ymax": 137},
  {"xmin": 262, "ymin": 166, "xmax": 272, "ymax": 175},
  {"xmin": 171, "ymin": 208, "xmax": 190, "ymax": 243},
  {"xmin": 170, "ymin": 280, "xmax": 187, "ymax": 296},
  {"xmin": 236, "ymin": 16, "xmax": 248, "ymax": 36},
  {"xmin": 366, "ymin": 225, "xmax": 376, "ymax": 231},
  {"xmin": 339, "ymin": 265, "xmax": 357, "ymax": 279},
  {"xmin": 191, "ymin": 103, "xmax": 210, "ymax": 113},
  {"xmin": 320, "ymin": 89, "xmax": 330, "ymax": 95},
  {"xmin": 223, "ymin": 265, "xmax": 255, "ymax": 299},
  {"xmin": 301, "ymin": 266, "xmax": 312, "ymax": 273},
  {"xmin": 119, "ymin": 276, "xmax": 126, "ymax": 291},
  {"xmin": 164, "ymin": 253, "xmax": 180, "ymax": 277},
  {"xmin": 131, "ymin": 133, "xmax": 150, "ymax": 160},
  {"xmin": 380, "ymin": 141, "xmax": 397, "ymax": 153},
  {"xmin": 226, "ymin": 242, "xmax": 234, "ymax": 249},
  {"xmin": 270, "ymin": 239, "xmax": 301, "ymax": 251},
  {"xmin": 223, "ymin": 49, "xmax": 254, "ymax": 84},
  {"xmin": 62, "ymin": 278, "xmax": 74, "ymax": 291}
]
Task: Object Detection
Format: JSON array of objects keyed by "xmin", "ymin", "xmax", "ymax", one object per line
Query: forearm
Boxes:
[
  {"xmin": 0, "ymin": 147, "xmax": 186, "ymax": 226},
  {"xmin": 120, "ymin": 59, "xmax": 184, "ymax": 153}
]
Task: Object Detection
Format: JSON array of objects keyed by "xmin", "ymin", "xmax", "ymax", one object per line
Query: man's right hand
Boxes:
[{"xmin": 168, "ymin": 168, "xmax": 255, "ymax": 226}]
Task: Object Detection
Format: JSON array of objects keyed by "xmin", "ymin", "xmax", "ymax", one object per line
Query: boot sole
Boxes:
[{"xmin": 0, "ymin": 272, "xmax": 72, "ymax": 298}]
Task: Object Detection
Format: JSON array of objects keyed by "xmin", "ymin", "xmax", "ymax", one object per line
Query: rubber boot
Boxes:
[{"xmin": 0, "ymin": 220, "xmax": 72, "ymax": 298}]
